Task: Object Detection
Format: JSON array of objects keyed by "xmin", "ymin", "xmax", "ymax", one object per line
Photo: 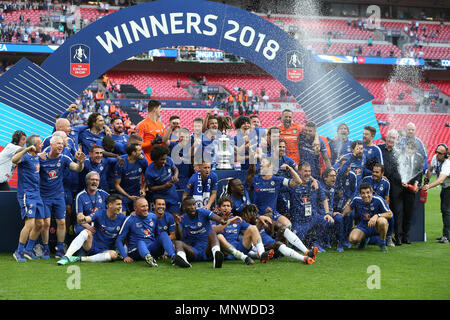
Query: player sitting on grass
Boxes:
[
  {"xmin": 212, "ymin": 196, "xmax": 274, "ymax": 265},
  {"xmin": 57, "ymin": 194, "xmax": 126, "ymax": 265},
  {"xmin": 240, "ymin": 204, "xmax": 316, "ymax": 265},
  {"xmin": 340, "ymin": 182, "xmax": 393, "ymax": 252},
  {"xmin": 115, "ymin": 197, "xmax": 190, "ymax": 268},
  {"xmin": 174, "ymin": 196, "xmax": 226, "ymax": 268}
]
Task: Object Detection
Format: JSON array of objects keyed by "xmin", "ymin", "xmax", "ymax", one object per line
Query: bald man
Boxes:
[
  {"xmin": 55, "ymin": 104, "xmax": 89, "ymax": 151},
  {"xmin": 397, "ymin": 122, "xmax": 428, "ymax": 172}
]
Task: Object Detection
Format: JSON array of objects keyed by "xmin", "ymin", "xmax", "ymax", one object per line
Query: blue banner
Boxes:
[{"xmin": 0, "ymin": 43, "xmax": 58, "ymax": 53}]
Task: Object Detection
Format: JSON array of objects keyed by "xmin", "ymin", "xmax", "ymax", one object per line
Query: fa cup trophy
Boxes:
[{"xmin": 216, "ymin": 134, "xmax": 233, "ymax": 170}]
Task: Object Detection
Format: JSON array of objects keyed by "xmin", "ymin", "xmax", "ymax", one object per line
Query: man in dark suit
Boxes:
[
  {"xmin": 397, "ymin": 140, "xmax": 424, "ymax": 244},
  {"xmin": 379, "ymin": 130, "xmax": 403, "ymax": 245}
]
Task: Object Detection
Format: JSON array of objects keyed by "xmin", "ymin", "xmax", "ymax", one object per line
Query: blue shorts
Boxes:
[
  {"xmin": 166, "ymin": 201, "xmax": 181, "ymax": 215},
  {"xmin": 224, "ymin": 239, "xmax": 249, "ymax": 261},
  {"xmin": 42, "ymin": 195, "xmax": 66, "ymax": 219},
  {"xmin": 74, "ymin": 221, "xmax": 94, "ymax": 235},
  {"xmin": 229, "ymin": 240, "xmax": 250, "ymax": 254},
  {"xmin": 190, "ymin": 241, "xmax": 209, "ymax": 262},
  {"xmin": 18, "ymin": 194, "xmax": 45, "ymax": 220},
  {"xmin": 127, "ymin": 243, "xmax": 165, "ymax": 261},
  {"xmin": 87, "ymin": 239, "xmax": 111, "ymax": 255},
  {"xmin": 355, "ymin": 223, "xmax": 379, "ymax": 238},
  {"xmin": 74, "ymin": 224, "xmax": 86, "ymax": 235}
]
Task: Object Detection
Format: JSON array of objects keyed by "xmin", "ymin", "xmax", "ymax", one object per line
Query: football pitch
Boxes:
[{"xmin": 0, "ymin": 186, "xmax": 449, "ymax": 301}]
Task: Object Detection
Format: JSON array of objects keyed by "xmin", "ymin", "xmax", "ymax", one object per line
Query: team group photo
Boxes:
[{"xmin": 0, "ymin": 0, "xmax": 449, "ymax": 303}]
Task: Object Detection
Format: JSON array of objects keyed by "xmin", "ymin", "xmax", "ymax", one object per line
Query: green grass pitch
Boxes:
[{"xmin": 0, "ymin": 185, "xmax": 449, "ymax": 300}]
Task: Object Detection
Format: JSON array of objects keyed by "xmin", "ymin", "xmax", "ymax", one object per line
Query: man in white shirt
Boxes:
[
  {"xmin": 0, "ymin": 131, "xmax": 27, "ymax": 190},
  {"xmin": 422, "ymin": 144, "xmax": 450, "ymax": 244}
]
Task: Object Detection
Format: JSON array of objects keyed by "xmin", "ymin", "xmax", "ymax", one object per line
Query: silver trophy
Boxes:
[{"xmin": 216, "ymin": 134, "xmax": 233, "ymax": 170}]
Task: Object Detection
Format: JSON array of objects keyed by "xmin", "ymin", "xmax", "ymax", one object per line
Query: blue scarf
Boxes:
[{"xmin": 192, "ymin": 171, "xmax": 212, "ymax": 208}]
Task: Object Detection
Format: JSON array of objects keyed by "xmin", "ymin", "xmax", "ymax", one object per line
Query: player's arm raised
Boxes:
[
  {"xmin": 11, "ymin": 145, "xmax": 35, "ymax": 164},
  {"xmin": 285, "ymin": 164, "xmax": 302, "ymax": 187},
  {"xmin": 69, "ymin": 147, "xmax": 85, "ymax": 172},
  {"xmin": 174, "ymin": 214, "xmax": 183, "ymax": 240}
]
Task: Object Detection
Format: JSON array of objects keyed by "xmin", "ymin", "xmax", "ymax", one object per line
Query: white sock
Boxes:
[
  {"xmin": 65, "ymin": 230, "xmax": 88, "ymax": 258},
  {"xmin": 81, "ymin": 252, "xmax": 111, "ymax": 263},
  {"xmin": 279, "ymin": 244, "xmax": 306, "ymax": 262},
  {"xmin": 283, "ymin": 228, "xmax": 308, "ymax": 253},
  {"xmin": 177, "ymin": 251, "xmax": 188, "ymax": 262},
  {"xmin": 248, "ymin": 249, "xmax": 258, "ymax": 258},
  {"xmin": 211, "ymin": 245, "xmax": 220, "ymax": 256},
  {"xmin": 228, "ymin": 246, "xmax": 247, "ymax": 261},
  {"xmin": 255, "ymin": 239, "xmax": 265, "ymax": 257}
]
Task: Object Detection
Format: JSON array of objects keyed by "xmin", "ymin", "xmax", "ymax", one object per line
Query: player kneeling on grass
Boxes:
[
  {"xmin": 174, "ymin": 196, "xmax": 227, "ymax": 268},
  {"xmin": 340, "ymin": 182, "xmax": 393, "ymax": 252},
  {"xmin": 115, "ymin": 197, "xmax": 191, "ymax": 268},
  {"xmin": 212, "ymin": 196, "xmax": 274, "ymax": 265},
  {"xmin": 57, "ymin": 194, "xmax": 126, "ymax": 265},
  {"xmin": 240, "ymin": 204, "xmax": 316, "ymax": 265}
]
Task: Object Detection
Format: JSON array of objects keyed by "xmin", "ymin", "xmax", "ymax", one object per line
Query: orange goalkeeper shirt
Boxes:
[
  {"xmin": 278, "ymin": 123, "xmax": 304, "ymax": 164},
  {"xmin": 136, "ymin": 118, "xmax": 165, "ymax": 164}
]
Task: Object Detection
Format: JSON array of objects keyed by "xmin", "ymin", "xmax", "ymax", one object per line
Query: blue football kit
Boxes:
[
  {"xmin": 320, "ymin": 181, "xmax": 345, "ymax": 246},
  {"xmin": 80, "ymin": 157, "xmax": 117, "ymax": 193},
  {"xmin": 157, "ymin": 212, "xmax": 176, "ymax": 236},
  {"xmin": 213, "ymin": 216, "xmax": 251, "ymax": 258},
  {"xmin": 350, "ymin": 194, "xmax": 390, "ymax": 237},
  {"xmin": 288, "ymin": 181, "xmax": 333, "ymax": 243},
  {"xmin": 329, "ymin": 138, "xmax": 353, "ymax": 165},
  {"xmin": 145, "ymin": 156, "xmax": 180, "ymax": 214},
  {"xmin": 114, "ymin": 155, "xmax": 148, "ymax": 212},
  {"xmin": 78, "ymin": 128, "xmax": 106, "ymax": 155},
  {"xmin": 179, "ymin": 208, "xmax": 217, "ymax": 261},
  {"xmin": 230, "ymin": 187, "xmax": 251, "ymax": 216},
  {"xmin": 362, "ymin": 176, "xmax": 393, "ymax": 238},
  {"xmin": 17, "ymin": 153, "xmax": 45, "ymax": 220},
  {"xmin": 185, "ymin": 171, "xmax": 218, "ymax": 209},
  {"xmin": 248, "ymin": 174, "xmax": 290, "ymax": 220},
  {"xmin": 74, "ymin": 189, "xmax": 109, "ymax": 234},
  {"xmin": 363, "ymin": 144, "xmax": 384, "ymax": 172},
  {"xmin": 87, "ymin": 209, "xmax": 126, "ymax": 255},
  {"xmin": 340, "ymin": 153, "xmax": 371, "ymax": 187},
  {"xmin": 39, "ymin": 153, "xmax": 74, "ymax": 219},
  {"xmin": 116, "ymin": 212, "xmax": 175, "ymax": 260}
]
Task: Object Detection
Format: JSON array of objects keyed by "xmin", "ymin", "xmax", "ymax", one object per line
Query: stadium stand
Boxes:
[
  {"xmin": 107, "ymin": 71, "xmax": 193, "ymax": 100},
  {"xmin": 302, "ymin": 41, "xmax": 402, "ymax": 57},
  {"xmin": 356, "ymin": 78, "xmax": 417, "ymax": 105}
]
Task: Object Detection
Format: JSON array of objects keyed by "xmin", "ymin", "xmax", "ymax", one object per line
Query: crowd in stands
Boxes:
[
  {"xmin": 67, "ymin": 87, "xmax": 135, "ymax": 134},
  {"xmin": 0, "ymin": 1, "xmax": 448, "ymax": 60}
]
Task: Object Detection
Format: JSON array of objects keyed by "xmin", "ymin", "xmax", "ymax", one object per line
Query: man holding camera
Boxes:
[{"xmin": 136, "ymin": 100, "xmax": 165, "ymax": 164}]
